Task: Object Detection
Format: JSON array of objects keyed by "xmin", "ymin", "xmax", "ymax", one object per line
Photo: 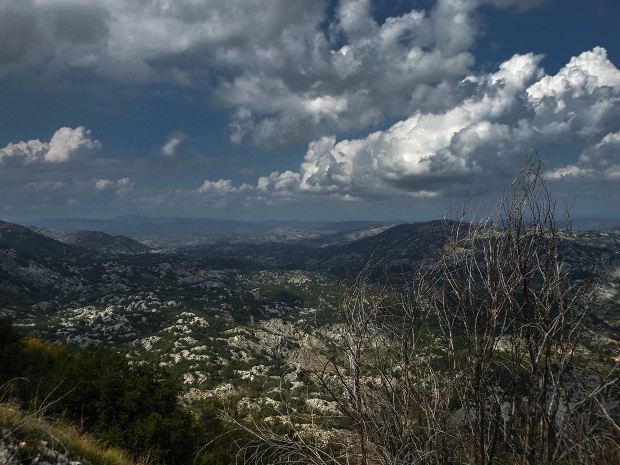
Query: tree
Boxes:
[
  {"xmin": 236, "ymin": 155, "xmax": 620, "ymax": 465},
  {"xmin": 429, "ymin": 155, "xmax": 619, "ymax": 464},
  {"xmin": 0, "ymin": 327, "xmax": 201, "ymax": 465}
]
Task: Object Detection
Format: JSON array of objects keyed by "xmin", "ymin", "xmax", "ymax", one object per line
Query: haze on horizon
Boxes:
[{"xmin": 0, "ymin": 0, "xmax": 619, "ymax": 223}]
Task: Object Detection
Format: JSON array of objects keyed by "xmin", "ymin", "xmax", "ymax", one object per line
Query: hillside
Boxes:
[
  {"xmin": 0, "ymin": 403, "xmax": 143, "ymax": 465},
  {"xmin": 1, "ymin": 212, "xmax": 620, "ymax": 465},
  {"xmin": 35, "ymin": 228, "xmax": 151, "ymax": 254},
  {"xmin": 1, "ymin": 217, "xmax": 619, "ymax": 383},
  {"xmin": 0, "ymin": 220, "xmax": 88, "ymax": 261}
]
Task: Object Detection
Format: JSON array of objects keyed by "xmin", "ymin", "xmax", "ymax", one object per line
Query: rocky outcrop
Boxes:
[{"xmin": 0, "ymin": 428, "xmax": 84, "ymax": 465}]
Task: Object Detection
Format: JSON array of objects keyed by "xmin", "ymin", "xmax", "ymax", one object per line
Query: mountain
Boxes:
[
  {"xmin": 570, "ymin": 218, "xmax": 620, "ymax": 231},
  {"xmin": 24, "ymin": 215, "xmax": 397, "ymax": 246},
  {"xmin": 0, "ymin": 220, "xmax": 87, "ymax": 260},
  {"xmin": 1, "ymin": 216, "xmax": 619, "ymax": 412},
  {"xmin": 0, "ymin": 218, "xmax": 454, "ymax": 331},
  {"xmin": 35, "ymin": 228, "xmax": 151, "ymax": 254},
  {"xmin": 177, "ymin": 220, "xmax": 452, "ymax": 278},
  {"xmin": 2, "ymin": 214, "xmax": 619, "ymax": 465},
  {"xmin": 0, "ymin": 221, "xmax": 93, "ymax": 304},
  {"xmin": 303, "ymin": 220, "xmax": 452, "ymax": 277}
]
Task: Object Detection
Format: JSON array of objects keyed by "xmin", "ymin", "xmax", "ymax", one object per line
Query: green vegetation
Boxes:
[{"xmin": 0, "ymin": 318, "xmax": 240, "ymax": 465}]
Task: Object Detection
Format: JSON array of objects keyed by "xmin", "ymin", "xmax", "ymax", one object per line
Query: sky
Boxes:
[{"xmin": 0, "ymin": 0, "xmax": 619, "ymax": 223}]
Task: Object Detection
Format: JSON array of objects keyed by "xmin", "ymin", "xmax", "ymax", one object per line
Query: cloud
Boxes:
[
  {"xmin": 24, "ymin": 180, "xmax": 67, "ymax": 190},
  {"xmin": 0, "ymin": 127, "xmax": 102, "ymax": 165},
  {"xmin": 586, "ymin": 132, "xmax": 620, "ymax": 180},
  {"xmin": 0, "ymin": 0, "xmax": 484, "ymax": 148},
  {"xmin": 0, "ymin": 2, "xmax": 42, "ymax": 75},
  {"xmin": 257, "ymin": 171, "xmax": 302, "ymax": 200},
  {"xmin": 94, "ymin": 177, "xmax": 134, "ymax": 196},
  {"xmin": 0, "ymin": 1, "xmax": 110, "ymax": 76},
  {"xmin": 0, "ymin": 172, "xmax": 137, "ymax": 219},
  {"xmin": 197, "ymin": 179, "xmax": 253, "ymax": 195},
  {"xmin": 46, "ymin": 127, "xmax": 102, "ymax": 163},
  {"xmin": 224, "ymin": 0, "xmax": 480, "ymax": 146},
  {"xmin": 1, "ymin": 2, "xmax": 616, "ymax": 219},
  {"xmin": 0, "ymin": 0, "xmax": 596, "ymax": 154},
  {"xmin": 527, "ymin": 47, "xmax": 620, "ymax": 143},
  {"xmin": 256, "ymin": 48, "xmax": 620, "ymax": 200},
  {"xmin": 159, "ymin": 131, "xmax": 188, "ymax": 157},
  {"xmin": 546, "ymin": 131, "xmax": 620, "ymax": 181}
]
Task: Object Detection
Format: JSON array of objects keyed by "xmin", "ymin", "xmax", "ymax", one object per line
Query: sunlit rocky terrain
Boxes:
[{"xmin": 2, "ymin": 217, "xmax": 620, "ymax": 397}]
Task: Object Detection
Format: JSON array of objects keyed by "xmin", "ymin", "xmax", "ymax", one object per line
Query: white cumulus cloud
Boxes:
[
  {"xmin": 546, "ymin": 131, "xmax": 620, "ymax": 181},
  {"xmin": 94, "ymin": 177, "xmax": 134, "ymax": 195},
  {"xmin": 256, "ymin": 48, "xmax": 620, "ymax": 200},
  {"xmin": 0, "ymin": 126, "xmax": 101, "ymax": 165},
  {"xmin": 197, "ymin": 179, "xmax": 253, "ymax": 195}
]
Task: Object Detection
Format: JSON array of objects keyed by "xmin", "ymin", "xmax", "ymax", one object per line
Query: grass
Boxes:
[{"xmin": 0, "ymin": 401, "xmax": 155, "ymax": 465}]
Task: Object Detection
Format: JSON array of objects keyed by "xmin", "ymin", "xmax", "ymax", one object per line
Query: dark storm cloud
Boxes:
[
  {"xmin": 0, "ymin": 1, "xmax": 110, "ymax": 76},
  {"xmin": 50, "ymin": 5, "xmax": 110, "ymax": 45},
  {"xmin": 0, "ymin": 2, "xmax": 42, "ymax": 73}
]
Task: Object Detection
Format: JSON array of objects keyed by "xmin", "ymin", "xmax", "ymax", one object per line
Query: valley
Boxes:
[{"xmin": 2, "ymin": 214, "xmax": 620, "ymax": 464}]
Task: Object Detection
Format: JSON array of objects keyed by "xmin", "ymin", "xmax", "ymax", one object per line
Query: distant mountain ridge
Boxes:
[
  {"xmin": 172, "ymin": 220, "xmax": 455, "ymax": 279},
  {"xmin": 1, "ymin": 217, "xmax": 619, "ymax": 291},
  {"xmin": 0, "ymin": 218, "xmax": 458, "ymax": 306},
  {"xmin": 570, "ymin": 218, "xmax": 620, "ymax": 231},
  {"xmin": 0, "ymin": 217, "xmax": 618, "ymax": 324},
  {"xmin": 23, "ymin": 215, "xmax": 398, "ymax": 244},
  {"xmin": 34, "ymin": 228, "xmax": 150, "ymax": 254}
]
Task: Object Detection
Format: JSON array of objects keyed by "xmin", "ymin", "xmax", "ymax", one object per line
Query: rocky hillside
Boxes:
[
  {"xmin": 0, "ymin": 220, "xmax": 87, "ymax": 260},
  {"xmin": 1, "ymin": 217, "xmax": 619, "ymax": 398},
  {"xmin": 35, "ymin": 228, "xmax": 151, "ymax": 254}
]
